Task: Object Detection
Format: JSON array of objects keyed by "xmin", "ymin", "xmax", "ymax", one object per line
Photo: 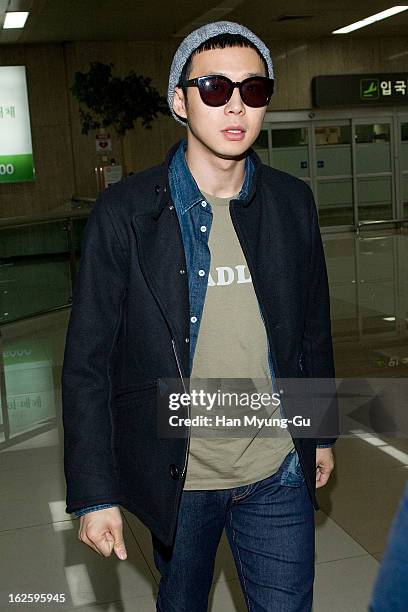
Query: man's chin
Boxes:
[
  {"xmin": 208, "ymin": 140, "xmax": 248, "ymax": 161},
  {"xmin": 217, "ymin": 149, "xmax": 247, "ymax": 161}
]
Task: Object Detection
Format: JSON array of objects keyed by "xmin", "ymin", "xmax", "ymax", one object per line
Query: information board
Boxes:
[{"xmin": 0, "ymin": 66, "xmax": 35, "ymax": 183}]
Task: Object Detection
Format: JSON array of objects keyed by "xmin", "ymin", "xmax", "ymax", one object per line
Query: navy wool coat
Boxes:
[{"xmin": 62, "ymin": 139, "xmax": 338, "ymax": 546}]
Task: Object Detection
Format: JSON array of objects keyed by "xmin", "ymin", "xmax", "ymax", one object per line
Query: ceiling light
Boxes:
[
  {"xmin": 333, "ymin": 6, "xmax": 408, "ymax": 34},
  {"xmin": 3, "ymin": 12, "xmax": 29, "ymax": 29}
]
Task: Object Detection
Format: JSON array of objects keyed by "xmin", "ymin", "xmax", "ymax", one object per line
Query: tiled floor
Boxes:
[{"xmin": 1, "ymin": 229, "xmax": 408, "ymax": 610}]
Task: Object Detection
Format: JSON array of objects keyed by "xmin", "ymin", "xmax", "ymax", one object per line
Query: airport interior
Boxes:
[{"xmin": 1, "ymin": 1, "xmax": 408, "ymax": 610}]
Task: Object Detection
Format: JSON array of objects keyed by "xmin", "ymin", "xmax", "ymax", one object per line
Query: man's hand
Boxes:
[
  {"xmin": 78, "ymin": 507, "xmax": 127, "ymax": 560},
  {"xmin": 316, "ymin": 447, "xmax": 335, "ymax": 488}
]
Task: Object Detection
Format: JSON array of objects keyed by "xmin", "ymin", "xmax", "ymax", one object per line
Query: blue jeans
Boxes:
[
  {"xmin": 151, "ymin": 449, "xmax": 315, "ymax": 611},
  {"xmin": 369, "ymin": 480, "xmax": 408, "ymax": 612}
]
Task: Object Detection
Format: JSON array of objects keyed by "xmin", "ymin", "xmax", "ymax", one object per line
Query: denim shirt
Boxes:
[
  {"xmin": 74, "ymin": 139, "xmax": 332, "ymax": 518},
  {"xmin": 169, "ymin": 138, "xmax": 255, "ymax": 373}
]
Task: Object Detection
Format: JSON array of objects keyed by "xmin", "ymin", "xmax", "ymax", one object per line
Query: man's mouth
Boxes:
[{"xmin": 222, "ymin": 125, "xmax": 246, "ymax": 133}]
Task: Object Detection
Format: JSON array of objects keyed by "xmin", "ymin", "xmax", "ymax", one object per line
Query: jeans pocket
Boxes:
[{"xmin": 280, "ymin": 449, "xmax": 305, "ymax": 487}]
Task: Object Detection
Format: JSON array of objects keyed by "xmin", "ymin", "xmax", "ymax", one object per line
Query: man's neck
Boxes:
[{"xmin": 184, "ymin": 138, "xmax": 246, "ymax": 198}]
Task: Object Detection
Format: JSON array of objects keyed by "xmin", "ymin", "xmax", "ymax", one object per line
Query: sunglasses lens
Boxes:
[
  {"xmin": 241, "ymin": 78, "xmax": 273, "ymax": 107},
  {"xmin": 198, "ymin": 76, "xmax": 231, "ymax": 106},
  {"xmin": 195, "ymin": 76, "xmax": 274, "ymax": 107}
]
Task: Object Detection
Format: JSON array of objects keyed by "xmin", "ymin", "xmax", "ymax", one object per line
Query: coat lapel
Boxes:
[{"xmin": 130, "ymin": 203, "xmax": 190, "ymax": 374}]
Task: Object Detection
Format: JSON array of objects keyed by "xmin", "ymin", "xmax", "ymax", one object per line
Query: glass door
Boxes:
[
  {"xmin": 270, "ymin": 125, "xmax": 311, "ymax": 190},
  {"xmin": 252, "ymin": 128, "xmax": 270, "ymax": 165},
  {"xmin": 312, "ymin": 121, "xmax": 354, "ymax": 227},
  {"xmin": 353, "ymin": 119, "xmax": 395, "ymax": 222},
  {"xmin": 260, "ymin": 110, "xmax": 406, "ymax": 231},
  {"xmin": 253, "ymin": 124, "xmax": 311, "ymax": 189}
]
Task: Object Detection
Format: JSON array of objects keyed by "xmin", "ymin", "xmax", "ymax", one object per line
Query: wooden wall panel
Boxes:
[
  {"xmin": 64, "ymin": 39, "xmax": 186, "ymax": 198},
  {"xmin": 1, "ymin": 36, "xmax": 408, "ymax": 218}
]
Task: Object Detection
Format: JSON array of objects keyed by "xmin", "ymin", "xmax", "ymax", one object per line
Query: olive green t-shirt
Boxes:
[{"xmin": 183, "ymin": 189, "xmax": 294, "ymax": 490}]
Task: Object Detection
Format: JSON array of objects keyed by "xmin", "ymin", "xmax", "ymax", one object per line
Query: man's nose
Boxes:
[{"xmin": 224, "ymin": 85, "xmax": 245, "ymax": 113}]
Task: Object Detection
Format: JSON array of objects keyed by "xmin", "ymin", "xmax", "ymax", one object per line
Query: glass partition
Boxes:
[
  {"xmin": 0, "ymin": 215, "xmax": 88, "ymax": 324},
  {"xmin": 0, "ymin": 208, "xmax": 90, "ymax": 445}
]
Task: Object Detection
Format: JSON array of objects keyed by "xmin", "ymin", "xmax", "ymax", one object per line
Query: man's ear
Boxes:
[{"xmin": 173, "ymin": 86, "xmax": 188, "ymax": 121}]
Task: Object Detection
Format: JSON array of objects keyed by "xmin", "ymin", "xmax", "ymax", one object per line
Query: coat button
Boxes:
[
  {"xmin": 169, "ymin": 464, "xmax": 180, "ymax": 479},
  {"xmin": 179, "ymin": 269, "xmax": 186, "ymax": 274},
  {"xmin": 169, "ymin": 205, "xmax": 174, "ymax": 210}
]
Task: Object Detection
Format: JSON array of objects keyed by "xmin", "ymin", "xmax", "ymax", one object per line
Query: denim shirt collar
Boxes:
[{"xmin": 169, "ymin": 138, "xmax": 254, "ymax": 216}]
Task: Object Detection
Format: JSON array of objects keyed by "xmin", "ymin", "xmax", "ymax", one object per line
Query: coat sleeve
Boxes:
[
  {"xmin": 302, "ymin": 187, "xmax": 339, "ymax": 447},
  {"xmin": 62, "ymin": 189, "xmax": 128, "ymax": 514}
]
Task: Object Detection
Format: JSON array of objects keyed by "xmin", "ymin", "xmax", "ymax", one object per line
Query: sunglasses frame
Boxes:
[{"xmin": 183, "ymin": 74, "xmax": 275, "ymax": 108}]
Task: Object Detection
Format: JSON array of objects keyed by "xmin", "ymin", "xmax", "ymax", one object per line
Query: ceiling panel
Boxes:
[{"xmin": 1, "ymin": 0, "xmax": 408, "ymax": 45}]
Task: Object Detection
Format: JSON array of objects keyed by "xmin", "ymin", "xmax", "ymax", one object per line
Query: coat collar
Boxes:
[{"xmin": 152, "ymin": 138, "xmax": 264, "ymax": 220}]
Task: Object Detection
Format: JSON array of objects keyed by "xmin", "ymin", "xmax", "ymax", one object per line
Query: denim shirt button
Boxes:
[
  {"xmin": 200, "ymin": 225, "xmax": 207, "ymax": 232},
  {"xmin": 201, "ymin": 200, "xmax": 207, "ymax": 207},
  {"xmin": 198, "ymin": 269, "xmax": 205, "ymax": 276},
  {"xmin": 191, "ymin": 316, "xmax": 197, "ymax": 323}
]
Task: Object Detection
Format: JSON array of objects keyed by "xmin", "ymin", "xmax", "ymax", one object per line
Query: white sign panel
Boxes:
[{"xmin": 0, "ymin": 66, "xmax": 34, "ymax": 183}]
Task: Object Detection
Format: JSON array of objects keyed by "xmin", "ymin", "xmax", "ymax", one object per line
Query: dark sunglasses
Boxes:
[{"xmin": 184, "ymin": 74, "xmax": 274, "ymax": 108}]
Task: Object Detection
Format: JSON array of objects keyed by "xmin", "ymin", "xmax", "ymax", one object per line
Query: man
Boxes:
[
  {"xmin": 369, "ymin": 480, "xmax": 408, "ymax": 611},
  {"xmin": 62, "ymin": 21, "xmax": 337, "ymax": 611}
]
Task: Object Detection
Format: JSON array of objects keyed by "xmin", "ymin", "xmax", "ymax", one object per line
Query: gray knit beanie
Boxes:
[{"xmin": 168, "ymin": 21, "xmax": 274, "ymax": 125}]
